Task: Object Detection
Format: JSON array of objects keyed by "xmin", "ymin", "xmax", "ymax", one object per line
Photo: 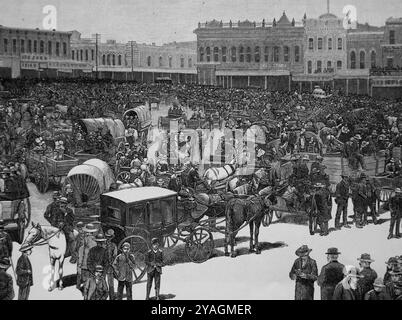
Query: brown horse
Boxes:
[{"xmin": 224, "ymin": 194, "xmax": 273, "ymax": 258}]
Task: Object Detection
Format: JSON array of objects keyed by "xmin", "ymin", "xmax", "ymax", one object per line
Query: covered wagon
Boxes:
[
  {"xmin": 123, "ymin": 105, "xmax": 152, "ymax": 141},
  {"xmin": 65, "ymin": 159, "xmax": 115, "ymax": 210}
]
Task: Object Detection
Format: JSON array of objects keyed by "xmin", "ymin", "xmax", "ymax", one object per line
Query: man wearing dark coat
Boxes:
[
  {"xmin": 364, "ymin": 277, "xmax": 391, "ymax": 300},
  {"xmin": 334, "ymin": 175, "xmax": 351, "ymax": 229},
  {"xmin": 16, "ymin": 245, "xmax": 33, "ymax": 300},
  {"xmin": 145, "ymin": 238, "xmax": 164, "ymax": 300},
  {"xmin": 388, "ymin": 188, "xmax": 402, "ymax": 239},
  {"xmin": 289, "ymin": 245, "xmax": 318, "ymax": 300},
  {"xmin": 0, "ymin": 258, "xmax": 14, "ymax": 300},
  {"xmin": 317, "ymin": 248, "xmax": 345, "ymax": 300},
  {"xmin": 357, "ymin": 253, "xmax": 378, "ymax": 299},
  {"xmin": 87, "ymin": 234, "xmax": 108, "ymax": 276},
  {"xmin": 333, "ymin": 265, "xmax": 362, "ymax": 300},
  {"xmin": 83, "ymin": 265, "xmax": 108, "ymax": 300}
]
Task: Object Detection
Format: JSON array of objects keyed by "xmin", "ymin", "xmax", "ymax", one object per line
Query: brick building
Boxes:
[{"xmin": 194, "ymin": 12, "xmax": 305, "ymax": 90}]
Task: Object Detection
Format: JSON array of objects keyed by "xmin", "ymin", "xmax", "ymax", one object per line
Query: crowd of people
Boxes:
[
  {"xmin": 289, "ymin": 245, "xmax": 402, "ymax": 300},
  {"xmin": 1, "ymin": 78, "xmax": 402, "ymax": 300}
]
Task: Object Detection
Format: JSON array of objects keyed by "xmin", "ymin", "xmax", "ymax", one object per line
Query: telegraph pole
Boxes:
[
  {"xmin": 130, "ymin": 40, "xmax": 134, "ymax": 80},
  {"xmin": 95, "ymin": 33, "xmax": 99, "ymax": 79}
]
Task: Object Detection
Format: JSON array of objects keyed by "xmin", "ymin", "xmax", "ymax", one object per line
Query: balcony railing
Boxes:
[{"xmin": 196, "ymin": 20, "xmax": 304, "ymax": 29}]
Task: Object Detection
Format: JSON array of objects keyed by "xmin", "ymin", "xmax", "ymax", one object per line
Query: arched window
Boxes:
[
  {"xmin": 188, "ymin": 58, "xmax": 192, "ymax": 68},
  {"xmin": 273, "ymin": 46, "xmax": 280, "ymax": 62},
  {"xmin": 222, "ymin": 47, "xmax": 227, "ymax": 62},
  {"xmin": 40, "ymin": 40, "xmax": 44, "ymax": 54},
  {"xmin": 118, "ymin": 55, "xmax": 122, "ymax": 65},
  {"xmin": 85, "ymin": 50, "xmax": 89, "ymax": 61},
  {"xmin": 246, "ymin": 47, "xmax": 251, "ymax": 63},
  {"xmin": 264, "ymin": 46, "xmax": 269, "ymax": 62},
  {"xmin": 206, "ymin": 47, "xmax": 211, "ymax": 62},
  {"xmin": 48, "ymin": 41, "xmax": 52, "ymax": 55},
  {"xmin": 147, "ymin": 56, "xmax": 151, "ymax": 66},
  {"xmin": 213, "ymin": 47, "xmax": 219, "ymax": 62},
  {"xmin": 33, "ymin": 40, "xmax": 37, "ymax": 53},
  {"xmin": 80, "ymin": 50, "xmax": 83, "ymax": 61},
  {"xmin": 180, "ymin": 57, "xmax": 185, "ymax": 68},
  {"xmin": 295, "ymin": 46, "xmax": 300, "ymax": 63},
  {"xmin": 328, "ymin": 38, "xmax": 333, "ymax": 50},
  {"xmin": 360, "ymin": 51, "xmax": 365, "ymax": 69},
  {"xmin": 199, "ymin": 47, "xmax": 204, "ymax": 62},
  {"xmin": 107, "ymin": 54, "xmax": 111, "ymax": 65},
  {"xmin": 254, "ymin": 46, "xmax": 260, "ymax": 63},
  {"xmin": 102, "ymin": 55, "xmax": 106, "ymax": 65},
  {"xmin": 159, "ymin": 56, "xmax": 163, "ymax": 67},
  {"xmin": 370, "ymin": 50, "xmax": 376, "ymax": 68},
  {"xmin": 350, "ymin": 51, "xmax": 356, "ymax": 69},
  {"xmin": 72, "ymin": 50, "xmax": 75, "ymax": 60},
  {"xmin": 239, "ymin": 46, "xmax": 244, "ymax": 62},
  {"xmin": 112, "ymin": 54, "xmax": 116, "ymax": 66},
  {"xmin": 317, "ymin": 60, "xmax": 322, "ymax": 73},
  {"xmin": 231, "ymin": 47, "xmax": 236, "ymax": 62},
  {"xmin": 338, "ymin": 38, "xmax": 343, "ymax": 50},
  {"xmin": 318, "ymin": 38, "xmax": 323, "ymax": 50},
  {"xmin": 63, "ymin": 42, "xmax": 67, "ymax": 56},
  {"xmin": 169, "ymin": 56, "xmax": 172, "ymax": 67},
  {"xmin": 308, "ymin": 38, "xmax": 314, "ymax": 50},
  {"xmin": 307, "ymin": 61, "xmax": 312, "ymax": 74},
  {"xmin": 283, "ymin": 46, "xmax": 289, "ymax": 62}
]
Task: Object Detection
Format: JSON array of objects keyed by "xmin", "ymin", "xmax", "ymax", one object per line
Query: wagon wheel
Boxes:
[
  {"xmin": 117, "ymin": 171, "xmax": 131, "ymax": 184},
  {"xmin": 34, "ymin": 161, "xmax": 49, "ymax": 193},
  {"xmin": 185, "ymin": 227, "xmax": 214, "ymax": 263},
  {"xmin": 118, "ymin": 235, "xmax": 149, "ymax": 284},
  {"xmin": 163, "ymin": 228, "xmax": 180, "ymax": 249},
  {"xmin": 262, "ymin": 208, "xmax": 274, "ymax": 227}
]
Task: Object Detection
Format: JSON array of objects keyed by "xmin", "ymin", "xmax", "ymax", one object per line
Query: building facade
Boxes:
[
  {"xmin": 0, "ymin": 25, "xmax": 92, "ymax": 78},
  {"xmin": 304, "ymin": 13, "xmax": 347, "ymax": 75},
  {"xmin": 382, "ymin": 17, "xmax": 402, "ymax": 68},
  {"xmin": 194, "ymin": 12, "xmax": 305, "ymax": 89}
]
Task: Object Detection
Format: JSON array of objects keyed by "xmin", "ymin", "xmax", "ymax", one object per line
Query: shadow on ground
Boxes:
[{"xmin": 164, "ymin": 235, "xmax": 287, "ymax": 266}]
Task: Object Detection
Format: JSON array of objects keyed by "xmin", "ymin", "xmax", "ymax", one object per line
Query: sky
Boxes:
[{"xmin": 1, "ymin": 0, "xmax": 401, "ymax": 44}]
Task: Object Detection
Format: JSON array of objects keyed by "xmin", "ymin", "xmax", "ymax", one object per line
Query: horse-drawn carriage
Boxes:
[
  {"xmin": 100, "ymin": 185, "xmax": 273, "ymax": 283},
  {"xmin": 158, "ymin": 105, "xmax": 187, "ymax": 131},
  {"xmin": 74, "ymin": 118, "xmax": 126, "ymax": 164},
  {"xmin": 123, "ymin": 105, "xmax": 152, "ymax": 142},
  {"xmin": 26, "ymin": 150, "xmax": 79, "ymax": 193},
  {"xmin": 0, "ymin": 182, "xmax": 31, "ymax": 244}
]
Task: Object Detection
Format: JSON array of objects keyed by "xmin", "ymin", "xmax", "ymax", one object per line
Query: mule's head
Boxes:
[{"xmin": 21, "ymin": 222, "xmax": 42, "ymax": 250}]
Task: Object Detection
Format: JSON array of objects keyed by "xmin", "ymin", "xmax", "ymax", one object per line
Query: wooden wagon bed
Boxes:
[{"xmin": 323, "ymin": 152, "xmax": 386, "ymax": 186}]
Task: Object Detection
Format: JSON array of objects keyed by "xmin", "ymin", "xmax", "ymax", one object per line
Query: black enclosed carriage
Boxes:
[{"xmin": 100, "ymin": 187, "xmax": 215, "ymax": 283}]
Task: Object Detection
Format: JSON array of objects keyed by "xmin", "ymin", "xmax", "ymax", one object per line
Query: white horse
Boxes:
[{"xmin": 21, "ymin": 222, "xmax": 78, "ymax": 291}]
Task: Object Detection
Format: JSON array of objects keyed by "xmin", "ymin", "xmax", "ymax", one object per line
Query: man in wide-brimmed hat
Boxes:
[
  {"xmin": 333, "ymin": 265, "xmax": 363, "ymax": 300},
  {"xmin": 388, "ymin": 188, "xmax": 402, "ymax": 240},
  {"xmin": 0, "ymin": 257, "xmax": 14, "ymax": 300},
  {"xmin": 87, "ymin": 233, "xmax": 108, "ymax": 277},
  {"xmin": 77, "ymin": 223, "xmax": 97, "ymax": 291},
  {"xmin": 364, "ymin": 277, "xmax": 391, "ymax": 300},
  {"xmin": 113, "ymin": 242, "xmax": 136, "ymax": 300},
  {"xmin": 318, "ymin": 248, "xmax": 345, "ymax": 300},
  {"xmin": 16, "ymin": 245, "xmax": 33, "ymax": 300},
  {"xmin": 83, "ymin": 265, "xmax": 108, "ymax": 300},
  {"xmin": 105, "ymin": 229, "xmax": 117, "ymax": 300},
  {"xmin": 385, "ymin": 265, "xmax": 402, "ymax": 299},
  {"xmin": 289, "ymin": 245, "xmax": 318, "ymax": 300},
  {"xmin": 384, "ymin": 257, "xmax": 398, "ymax": 285},
  {"xmin": 145, "ymin": 238, "xmax": 164, "ymax": 300},
  {"xmin": 357, "ymin": 253, "xmax": 378, "ymax": 299}
]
